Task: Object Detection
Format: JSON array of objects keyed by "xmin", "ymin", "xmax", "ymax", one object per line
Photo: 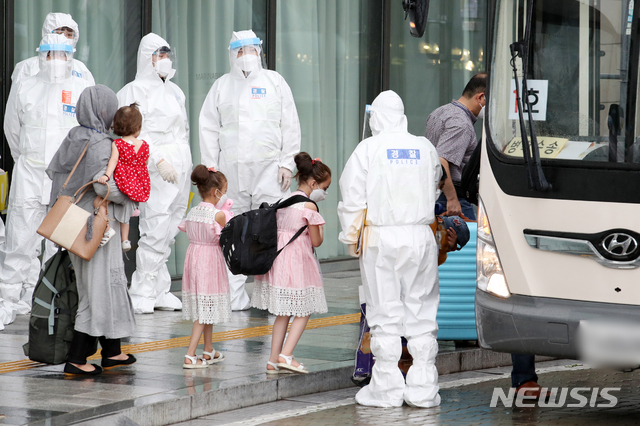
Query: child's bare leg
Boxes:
[
  {"xmin": 269, "ymin": 316, "xmax": 290, "ymax": 370},
  {"xmin": 202, "ymin": 324, "xmax": 216, "ymax": 360},
  {"xmin": 185, "ymin": 321, "xmax": 206, "ymax": 365},
  {"xmin": 121, "ymin": 222, "xmax": 129, "ymax": 242},
  {"xmin": 279, "ymin": 315, "xmax": 310, "ymax": 367}
]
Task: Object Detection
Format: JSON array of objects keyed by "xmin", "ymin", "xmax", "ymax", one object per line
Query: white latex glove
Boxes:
[
  {"xmin": 157, "ymin": 159, "xmax": 178, "ymax": 184},
  {"xmin": 278, "ymin": 167, "xmax": 292, "ymax": 192},
  {"xmin": 348, "ymin": 244, "xmax": 359, "ymax": 258}
]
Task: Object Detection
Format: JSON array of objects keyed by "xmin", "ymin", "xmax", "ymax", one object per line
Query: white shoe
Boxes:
[
  {"xmin": 99, "ymin": 228, "xmax": 116, "ymax": 247},
  {"xmin": 122, "ymin": 240, "xmax": 131, "ymax": 252}
]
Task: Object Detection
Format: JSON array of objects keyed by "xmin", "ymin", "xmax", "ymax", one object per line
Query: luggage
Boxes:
[
  {"xmin": 219, "ymin": 195, "xmax": 318, "ymax": 275},
  {"xmin": 22, "ymin": 249, "xmax": 78, "ymax": 364}
]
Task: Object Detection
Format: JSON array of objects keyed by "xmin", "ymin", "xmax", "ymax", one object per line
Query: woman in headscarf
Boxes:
[{"xmin": 47, "ymin": 85, "xmax": 136, "ymax": 375}]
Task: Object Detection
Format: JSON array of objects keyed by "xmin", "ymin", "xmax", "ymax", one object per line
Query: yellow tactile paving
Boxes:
[{"xmin": 0, "ymin": 313, "xmax": 359, "ymax": 375}]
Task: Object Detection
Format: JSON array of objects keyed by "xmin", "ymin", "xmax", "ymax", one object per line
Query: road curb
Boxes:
[{"xmin": 27, "ymin": 347, "xmax": 546, "ymax": 426}]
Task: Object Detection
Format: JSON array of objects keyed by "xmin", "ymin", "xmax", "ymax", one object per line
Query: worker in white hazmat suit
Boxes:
[
  {"xmin": 200, "ymin": 30, "xmax": 301, "ymax": 310},
  {"xmin": 1, "ymin": 34, "xmax": 93, "ymax": 316},
  {"xmin": 12, "ymin": 13, "xmax": 94, "ymax": 85},
  {"xmin": 117, "ymin": 33, "xmax": 192, "ymax": 314},
  {"xmin": 337, "ymin": 91, "xmax": 442, "ymax": 408}
]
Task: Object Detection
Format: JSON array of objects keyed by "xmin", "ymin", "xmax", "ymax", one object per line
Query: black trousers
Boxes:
[{"xmin": 67, "ymin": 330, "xmax": 121, "ymax": 364}]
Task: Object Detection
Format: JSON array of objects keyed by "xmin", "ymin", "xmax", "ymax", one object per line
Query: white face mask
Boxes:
[
  {"xmin": 155, "ymin": 58, "xmax": 174, "ymax": 78},
  {"xmin": 215, "ymin": 192, "xmax": 228, "ymax": 209},
  {"xmin": 477, "ymin": 98, "xmax": 485, "ymax": 120},
  {"xmin": 237, "ymin": 54, "xmax": 261, "ymax": 73},
  {"xmin": 46, "ymin": 59, "xmax": 68, "ymax": 81},
  {"xmin": 310, "ymin": 189, "xmax": 327, "ymax": 203}
]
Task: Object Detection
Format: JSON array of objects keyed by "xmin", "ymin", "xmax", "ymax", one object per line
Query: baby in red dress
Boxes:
[{"xmin": 95, "ymin": 103, "xmax": 151, "ymax": 251}]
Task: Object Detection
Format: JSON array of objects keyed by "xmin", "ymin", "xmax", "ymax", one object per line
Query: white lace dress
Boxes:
[{"xmin": 178, "ymin": 202, "xmax": 231, "ymax": 324}]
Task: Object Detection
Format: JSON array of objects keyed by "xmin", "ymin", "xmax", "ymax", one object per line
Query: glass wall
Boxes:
[
  {"xmin": 276, "ymin": 0, "xmax": 379, "ymax": 259},
  {"xmin": 152, "ymin": 0, "xmax": 268, "ymax": 275},
  {"xmin": 3, "ymin": 1, "xmax": 489, "ymax": 271},
  {"xmin": 14, "ymin": 0, "xmax": 142, "ymax": 93},
  {"xmin": 389, "ymin": 0, "xmax": 487, "ymax": 138}
]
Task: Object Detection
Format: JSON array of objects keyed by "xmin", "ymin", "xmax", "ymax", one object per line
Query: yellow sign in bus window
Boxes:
[{"xmin": 503, "ymin": 137, "xmax": 568, "ymax": 159}]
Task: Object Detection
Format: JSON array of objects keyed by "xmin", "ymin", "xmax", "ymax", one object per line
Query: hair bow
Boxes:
[
  {"xmin": 312, "ymin": 157, "xmax": 322, "ymax": 165},
  {"xmin": 207, "ymin": 166, "xmax": 217, "ymax": 173}
]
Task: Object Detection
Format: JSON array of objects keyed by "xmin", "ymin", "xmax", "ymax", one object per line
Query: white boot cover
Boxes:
[
  {"xmin": 355, "ymin": 335, "xmax": 404, "ymax": 407},
  {"xmin": 404, "ymin": 333, "xmax": 440, "ymax": 407}
]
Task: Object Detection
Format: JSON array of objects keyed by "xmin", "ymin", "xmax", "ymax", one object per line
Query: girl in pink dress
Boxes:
[
  {"xmin": 96, "ymin": 103, "xmax": 150, "ymax": 251},
  {"xmin": 179, "ymin": 165, "xmax": 231, "ymax": 368},
  {"xmin": 252, "ymin": 152, "xmax": 332, "ymax": 374}
]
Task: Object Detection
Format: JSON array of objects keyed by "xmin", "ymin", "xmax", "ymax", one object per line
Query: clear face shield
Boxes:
[
  {"xmin": 38, "ymin": 41, "xmax": 74, "ymax": 82},
  {"xmin": 362, "ymin": 104, "xmax": 372, "ymax": 140},
  {"xmin": 152, "ymin": 45, "xmax": 176, "ymax": 80},
  {"xmin": 229, "ymin": 37, "xmax": 265, "ymax": 76}
]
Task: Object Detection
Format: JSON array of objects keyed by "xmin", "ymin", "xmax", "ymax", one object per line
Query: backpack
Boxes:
[
  {"xmin": 22, "ymin": 249, "xmax": 79, "ymax": 364},
  {"xmin": 459, "ymin": 139, "xmax": 481, "ymax": 205},
  {"xmin": 220, "ymin": 195, "xmax": 318, "ymax": 276}
]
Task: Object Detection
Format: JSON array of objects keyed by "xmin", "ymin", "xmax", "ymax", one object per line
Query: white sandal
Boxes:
[
  {"xmin": 202, "ymin": 350, "xmax": 225, "ymax": 364},
  {"xmin": 183, "ymin": 354, "xmax": 208, "ymax": 369},
  {"xmin": 277, "ymin": 354, "xmax": 308, "ymax": 374},
  {"xmin": 266, "ymin": 360, "xmax": 293, "ymax": 375}
]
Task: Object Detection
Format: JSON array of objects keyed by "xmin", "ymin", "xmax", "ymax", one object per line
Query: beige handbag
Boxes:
[{"xmin": 37, "ymin": 143, "xmax": 111, "ymax": 261}]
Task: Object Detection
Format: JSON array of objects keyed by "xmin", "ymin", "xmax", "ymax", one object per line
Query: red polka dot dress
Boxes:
[{"xmin": 113, "ymin": 138, "xmax": 151, "ymax": 203}]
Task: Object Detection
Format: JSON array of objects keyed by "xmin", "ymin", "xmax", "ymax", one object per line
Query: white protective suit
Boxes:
[
  {"xmin": 199, "ymin": 30, "xmax": 301, "ymax": 310},
  {"xmin": 337, "ymin": 91, "xmax": 442, "ymax": 408},
  {"xmin": 1, "ymin": 34, "xmax": 93, "ymax": 316},
  {"xmin": 117, "ymin": 33, "xmax": 192, "ymax": 314},
  {"xmin": 12, "ymin": 13, "xmax": 95, "ymax": 85}
]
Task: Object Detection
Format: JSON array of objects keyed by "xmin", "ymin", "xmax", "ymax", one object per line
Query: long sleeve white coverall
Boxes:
[
  {"xmin": 1, "ymin": 34, "xmax": 93, "ymax": 318},
  {"xmin": 12, "ymin": 13, "xmax": 95, "ymax": 86},
  {"xmin": 199, "ymin": 30, "xmax": 301, "ymax": 311},
  {"xmin": 117, "ymin": 33, "xmax": 192, "ymax": 314},
  {"xmin": 338, "ymin": 91, "xmax": 443, "ymax": 408}
]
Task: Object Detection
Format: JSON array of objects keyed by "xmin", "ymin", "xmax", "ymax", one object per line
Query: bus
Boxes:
[{"xmin": 475, "ymin": 0, "xmax": 640, "ymax": 366}]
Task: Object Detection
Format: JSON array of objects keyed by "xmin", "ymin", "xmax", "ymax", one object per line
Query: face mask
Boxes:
[
  {"xmin": 310, "ymin": 189, "xmax": 327, "ymax": 203},
  {"xmin": 477, "ymin": 98, "xmax": 485, "ymax": 120},
  {"xmin": 237, "ymin": 54, "xmax": 261, "ymax": 73},
  {"xmin": 155, "ymin": 58, "xmax": 174, "ymax": 78},
  {"xmin": 215, "ymin": 192, "xmax": 228, "ymax": 209},
  {"xmin": 46, "ymin": 59, "xmax": 68, "ymax": 80}
]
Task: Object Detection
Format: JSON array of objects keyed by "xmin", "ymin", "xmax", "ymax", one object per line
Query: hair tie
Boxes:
[
  {"xmin": 314, "ymin": 157, "xmax": 322, "ymax": 163},
  {"xmin": 208, "ymin": 166, "xmax": 217, "ymax": 173}
]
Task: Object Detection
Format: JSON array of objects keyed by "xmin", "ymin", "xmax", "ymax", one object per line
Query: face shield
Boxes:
[
  {"xmin": 362, "ymin": 104, "xmax": 372, "ymax": 140},
  {"xmin": 37, "ymin": 34, "xmax": 74, "ymax": 83},
  {"xmin": 152, "ymin": 45, "xmax": 176, "ymax": 80},
  {"xmin": 229, "ymin": 37, "xmax": 265, "ymax": 76}
]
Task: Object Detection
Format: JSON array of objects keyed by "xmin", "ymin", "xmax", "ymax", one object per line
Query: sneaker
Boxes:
[
  {"xmin": 122, "ymin": 240, "xmax": 131, "ymax": 252},
  {"xmin": 99, "ymin": 228, "xmax": 116, "ymax": 247}
]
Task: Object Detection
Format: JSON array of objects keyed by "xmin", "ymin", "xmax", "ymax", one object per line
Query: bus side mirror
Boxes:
[{"xmin": 403, "ymin": 0, "xmax": 430, "ymax": 38}]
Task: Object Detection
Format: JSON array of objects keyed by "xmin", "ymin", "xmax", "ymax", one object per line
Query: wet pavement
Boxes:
[
  {"xmin": 178, "ymin": 361, "xmax": 640, "ymax": 426},
  {"xmin": 0, "ymin": 265, "xmax": 524, "ymax": 426}
]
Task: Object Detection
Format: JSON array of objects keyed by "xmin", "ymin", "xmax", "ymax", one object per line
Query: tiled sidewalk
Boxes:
[{"xmin": 0, "ymin": 268, "xmax": 514, "ymax": 426}]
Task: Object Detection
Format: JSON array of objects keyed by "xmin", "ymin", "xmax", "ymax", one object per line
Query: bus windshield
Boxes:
[{"xmin": 489, "ymin": 0, "xmax": 640, "ymax": 165}]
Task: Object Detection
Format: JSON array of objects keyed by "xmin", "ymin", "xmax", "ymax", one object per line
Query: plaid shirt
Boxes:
[{"xmin": 424, "ymin": 100, "xmax": 478, "ymax": 183}]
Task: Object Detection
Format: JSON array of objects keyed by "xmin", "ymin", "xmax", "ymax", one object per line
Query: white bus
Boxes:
[{"xmin": 475, "ymin": 0, "xmax": 640, "ymax": 365}]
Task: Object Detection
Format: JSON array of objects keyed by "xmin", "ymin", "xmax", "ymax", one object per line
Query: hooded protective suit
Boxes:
[
  {"xmin": 12, "ymin": 13, "xmax": 95, "ymax": 85},
  {"xmin": 337, "ymin": 91, "xmax": 442, "ymax": 408},
  {"xmin": 117, "ymin": 33, "xmax": 192, "ymax": 314},
  {"xmin": 1, "ymin": 34, "xmax": 93, "ymax": 315},
  {"xmin": 199, "ymin": 30, "xmax": 301, "ymax": 310}
]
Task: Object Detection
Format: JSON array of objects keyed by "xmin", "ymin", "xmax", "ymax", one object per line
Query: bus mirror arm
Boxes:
[{"xmin": 509, "ymin": 0, "xmax": 552, "ymax": 192}]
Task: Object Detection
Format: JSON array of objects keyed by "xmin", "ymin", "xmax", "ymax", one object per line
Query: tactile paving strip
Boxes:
[{"xmin": 0, "ymin": 313, "xmax": 359, "ymax": 374}]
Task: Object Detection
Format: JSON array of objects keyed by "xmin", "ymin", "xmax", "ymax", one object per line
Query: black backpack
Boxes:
[
  {"xmin": 23, "ymin": 249, "xmax": 79, "ymax": 364},
  {"xmin": 220, "ymin": 195, "xmax": 318, "ymax": 276},
  {"xmin": 459, "ymin": 139, "xmax": 481, "ymax": 205}
]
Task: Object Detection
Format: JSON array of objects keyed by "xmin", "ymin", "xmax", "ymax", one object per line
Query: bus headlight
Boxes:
[{"xmin": 477, "ymin": 199, "xmax": 511, "ymax": 299}]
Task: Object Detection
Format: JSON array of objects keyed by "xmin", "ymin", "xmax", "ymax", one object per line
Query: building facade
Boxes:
[{"xmin": 0, "ymin": 0, "xmax": 486, "ymax": 277}]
